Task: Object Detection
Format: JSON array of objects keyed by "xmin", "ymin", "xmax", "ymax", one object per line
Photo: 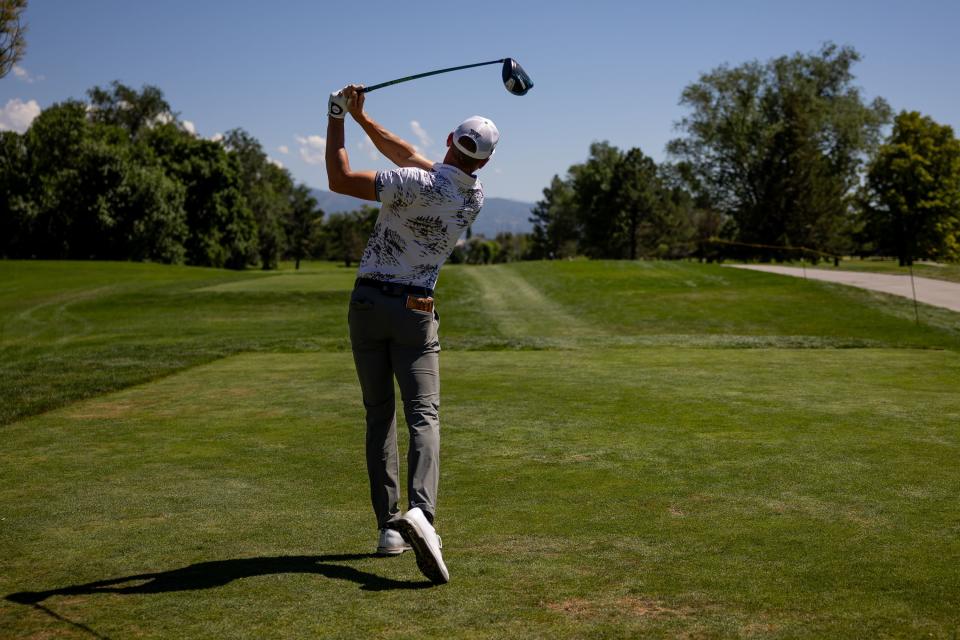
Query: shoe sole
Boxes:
[
  {"xmin": 394, "ymin": 517, "xmax": 449, "ymax": 584},
  {"xmin": 375, "ymin": 545, "xmax": 410, "ymax": 556}
]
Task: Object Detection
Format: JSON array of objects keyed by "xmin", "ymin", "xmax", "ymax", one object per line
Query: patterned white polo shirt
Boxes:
[{"xmin": 357, "ymin": 163, "xmax": 484, "ymax": 290}]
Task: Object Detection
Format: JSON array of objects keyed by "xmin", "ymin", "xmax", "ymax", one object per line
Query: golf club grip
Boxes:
[{"xmin": 360, "ymin": 59, "xmax": 505, "ymax": 93}]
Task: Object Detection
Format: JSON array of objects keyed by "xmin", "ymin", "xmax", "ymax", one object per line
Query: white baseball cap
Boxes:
[{"xmin": 452, "ymin": 116, "xmax": 499, "ymax": 160}]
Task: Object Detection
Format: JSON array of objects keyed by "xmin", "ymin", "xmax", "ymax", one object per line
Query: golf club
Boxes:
[{"xmin": 358, "ymin": 58, "xmax": 533, "ymax": 96}]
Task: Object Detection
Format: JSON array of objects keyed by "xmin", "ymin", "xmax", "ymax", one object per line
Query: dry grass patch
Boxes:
[{"xmin": 545, "ymin": 595, "xmax": 693, "ymax": 620}]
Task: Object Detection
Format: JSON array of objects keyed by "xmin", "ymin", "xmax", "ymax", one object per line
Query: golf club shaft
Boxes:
[{"xmin": 359, "ymin": 59, "xmax": 505, "ymax": 94}]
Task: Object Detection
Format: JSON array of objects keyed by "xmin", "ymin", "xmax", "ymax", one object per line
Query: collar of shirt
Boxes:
[{"xmin": 434, "ymin": 162, "xmax": 480, "ymax": 187}]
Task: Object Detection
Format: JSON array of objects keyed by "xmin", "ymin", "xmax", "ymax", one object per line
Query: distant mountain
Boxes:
[
  {"xmin": 310, "ymin": 189, "xmax": 371, "ymax": 217},
  {"xmin": 474, "ymin": 197, "xmax": 535, "ymax": 237},
  {"xmin": 309, "ymin": 188, "xmax": 535, "ymax": 237}
]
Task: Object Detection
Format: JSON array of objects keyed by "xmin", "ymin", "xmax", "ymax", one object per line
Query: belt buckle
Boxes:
[{"xmin": 380, "ymin": 282, "xmax": 401, "ymax": 296}]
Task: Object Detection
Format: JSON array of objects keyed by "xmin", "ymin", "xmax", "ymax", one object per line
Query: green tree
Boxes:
[
  {"xmin": 668, "ymin": 43, "xmax": 890, "ymax": 255},
  {"xmin": 493, "ymin": 232, "xmax": 530, "ymax": 263},
  {"xmin": 529, "ymin": 175, "xmax": 578, "ymax": 259},
  {"xmin": 572, "ymin": 141, "xmax": 624, "ymax": 258},
  {"xmin": 284, "ymin": 185, "xmax": 323, "ymax": 270},
  {"xmin": 224, "ymin": 128, "xmax": 294, "ymax": 269},
  {"xmin": 20, "ymin": 100, "xmax": 95, "ymax": 258},
  {"xmin": 463, "ymin": 237, "xmax": 501, "ymax": 264},
  {"xmin": 863, "ymin": 111, "xmax": 960, "ymax": 264},
  {"xmin": 0, "ymin": 0, "xmax": 27, "ymax": 78},
  {"xmin": 3, "ymin": 100, "xmax": 188, "ymax": 262},
  {"xmin": 321, "ymin": 207, "xmax": 377, "ymax": 267},
  {"xmin": 611, "ymin": 148, "xmax": 662, "ymax": 259},
  {"xmin": 0, "ymin": 130, "xmax": 31, "ymax": 256},
  {"xmin": 659, "ymin": 162, "xmax": 728, "ymax": 260},
  {"xmin": 144, "ymin": 123, "xmax": 256, "ymax": 268},
  {"xmin": 70, "ymin": 136, "xmax": 187, "ymax": 263},
  {"xmin": 0, "ymin": 79, "xmax": 324, "ymax": 268},
  {"xmin": 87, "ymin": 81, "xmax": 174, "ymax": 139},
  {"xmin": 532, "ymin": 143, "xmax": 690, "ymax": 259}
]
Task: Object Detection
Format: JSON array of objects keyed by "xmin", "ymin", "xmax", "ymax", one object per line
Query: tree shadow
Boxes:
[{"xmin": 6, "ymin": 553, "xmax": 431, "ymax": 607}]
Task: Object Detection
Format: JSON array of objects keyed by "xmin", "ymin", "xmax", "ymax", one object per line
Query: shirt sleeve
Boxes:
[
  {"xmin": 375, "ymin": 167, "xmax": 428, "ymax": 210},
  {"xmin": 374, "ymin": 171, "xmax": 388, "ymax": 203}
]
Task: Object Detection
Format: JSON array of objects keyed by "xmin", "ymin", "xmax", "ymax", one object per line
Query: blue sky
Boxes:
[{"xmin": 2, "ymin": 0, "xmax": 958, "ymax": 202}]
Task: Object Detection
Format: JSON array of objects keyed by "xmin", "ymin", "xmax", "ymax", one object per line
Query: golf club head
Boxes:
[{"xmin": 502, "ymin": 58, "xmax": 533, "ymax": 96}]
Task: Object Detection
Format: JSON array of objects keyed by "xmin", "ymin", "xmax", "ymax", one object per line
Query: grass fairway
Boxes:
[{"xmin": 2, "ymin": 260, "xmax": 959, "ymax": 638}]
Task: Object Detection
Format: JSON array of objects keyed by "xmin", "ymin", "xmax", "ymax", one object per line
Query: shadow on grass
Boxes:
[
  {"xmin": 7, "ymin": 553, "xmax": 431, "ymax": 605},
  {"xmin": 7, "ymin": 554, "xmax": 430, "ymax": 639}
]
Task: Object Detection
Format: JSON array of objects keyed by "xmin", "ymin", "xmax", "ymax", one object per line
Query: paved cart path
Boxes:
[{"xmin": 727, "ymin": 265, "xmax": 960, "ymax": 312}]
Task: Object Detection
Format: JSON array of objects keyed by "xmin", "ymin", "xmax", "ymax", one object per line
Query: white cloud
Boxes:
[
  {"xmin": 151, "ymin": 111, "xmax": 174, "ymax": 126},
  {"xmin": 295, "ymin": 134, "xmax": 326, "ymax": 165},
  {"xmin": 210, "ymin": 132, "xmax": 224, "ymax": 143},
  {"xmin": 268, "ymin": 157, "xmax": 284, "ymax": 169},
  {"xmin": 410, "ymin": 120, "xmax": 432, "ymax": 148},
  {"xmin": 358, "ymin": 134, "xmax": 378, "ymax": 161},
  {"xmin": 12, "ymin": 65, "xmax": 42, "ymax": 83},
  {"xmin": 0, "ymin": 98, "xmax": 41, "ymax": 133},
  {"xmin": 182, "ymin": 120, "xmax": 197, "ymax": 135},
  {"xmin": 277, "ymin": 144, "xmax": 289, "ymax": 155}
]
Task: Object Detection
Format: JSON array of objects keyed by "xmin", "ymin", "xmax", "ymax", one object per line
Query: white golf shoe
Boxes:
[
  {"xmin": 395, "ymin": 507, "xmax": 449, "ymax": 584},
  {"xmin": 376, "ymin": 527, "xmax": 411, "ymax": 556}
]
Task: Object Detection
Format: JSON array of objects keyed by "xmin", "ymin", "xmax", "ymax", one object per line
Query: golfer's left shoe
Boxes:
[
  {"xmin": 395, "ymin": 507, "xmax": 449, "ymax": 584},
  {"xmin": 376, "ymin": 528, "xmax": 411, "ymax": 556}
]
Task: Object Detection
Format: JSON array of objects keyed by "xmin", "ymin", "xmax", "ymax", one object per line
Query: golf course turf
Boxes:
[{"xmin": 2, "ymin": 260, "xmax": 958, "ymax": 638}]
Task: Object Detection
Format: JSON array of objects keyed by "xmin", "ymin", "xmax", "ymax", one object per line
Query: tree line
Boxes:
[
  {"xmin": 0, "ymin": 80, "xmax": 527, "ymax": 269},
  {"xmin": 3, "ymin": 44, "xmax": 958, "ymax": 268},
  {"xmin": 1, "ymin": 82, "xmax": 330, "ymax": 269},
  {"xmin": 530, "ymin": 44, "xmax": 960, "ymax": 265}
]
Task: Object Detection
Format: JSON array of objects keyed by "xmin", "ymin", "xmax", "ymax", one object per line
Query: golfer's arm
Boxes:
[
  {"xmin": 355, "ymin": 113, "xmax": 434, "ymax": 171},
  {"xmin": 326, "ymin": 117, "xmax": 377, "ymax": 201}
]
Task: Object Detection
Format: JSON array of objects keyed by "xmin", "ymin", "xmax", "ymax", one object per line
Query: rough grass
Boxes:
[{"xmin": 1, "ymin": 259, "xmax": 959, "ymax": 639}]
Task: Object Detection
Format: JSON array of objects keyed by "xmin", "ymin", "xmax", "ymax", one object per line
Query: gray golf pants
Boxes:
[{"xmin": 347, "ymin": 285, "xmax": 440, "ymax": 529}]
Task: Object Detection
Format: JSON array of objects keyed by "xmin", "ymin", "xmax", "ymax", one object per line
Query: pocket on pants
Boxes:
[
  {"xmin": 349, "ymin": 294, "xmax": 374, "ymax": 311},
  {"xmin": 348, "ymin": 293, "xmax": 374, "ymax": 332}
]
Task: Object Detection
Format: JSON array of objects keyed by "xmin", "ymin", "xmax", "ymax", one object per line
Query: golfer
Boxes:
[{"xmin": 325, "ymin": 85, "xmax": 498, "ymax": 584}]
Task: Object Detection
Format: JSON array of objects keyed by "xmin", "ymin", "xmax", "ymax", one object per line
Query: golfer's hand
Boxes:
[
  {"xmin": 328, "ymin": 89, "xmax": 348, "ymax": 119},
  {"xmin": 343, "ymin": 85, "xmax": 366, "ymax": 120}
]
